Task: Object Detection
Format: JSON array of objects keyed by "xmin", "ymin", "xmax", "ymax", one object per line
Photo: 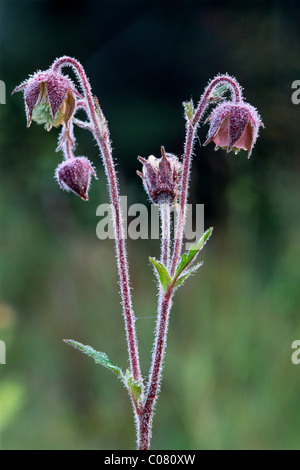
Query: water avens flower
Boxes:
[
  {"xmin": 204, "ymin": 101, "xmax": 263, "ymax": 158},
  {"xmin": 137, "ymin": 146, "xmax": 182, "ymax": 205},
  {"xmin": 12, "ymin": 70, "xmax": 77, "ymax": 130},
  {"xmin": 13, "ymin": 58, "xmax": 264, "ymax": 451},
  {"xmin": 55, "ymin": 156, "xmax": 97, "ymax": 201}
]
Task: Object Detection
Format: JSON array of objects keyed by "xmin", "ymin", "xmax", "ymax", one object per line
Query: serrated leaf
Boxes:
[
  {"xmin": 63, "ymin": 339, "xmax": 124, "ymax": 379},
  {"xmin": 174, "ymin": 227, "xmax": 213, "ymax": 279},
  {"xmin": 149, "ymin": 257, "xmax": 172, "ymax": 292},
  {"xmin": 174, "ymin": 262, "xmax": 203, "ymax": 288}
]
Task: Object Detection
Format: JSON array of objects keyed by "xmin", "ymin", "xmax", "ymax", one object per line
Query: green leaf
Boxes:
[
  {"xmin": 209, "ymin": 84, "xmax": 229, "ymax": 102},
  {"xmin": 125, "ymin": 370, "xmax": 143, "ymax": 406},
  {"xmin": 174, "ymin": 262, "xmax": 203, "ymax": 288},
  {"xmin": 175, "ymin": 227, "xmax": 213, "ymax": 279},
  {"xmin": 183, "ymin": 98, "xmax": 194, "ymax": 122},
  {"xmin": 149, "ymin": 257, "xmax": 172, "ymax": 292},
  {"xmin": 63, "ymin": 339, "xmax": 124, "ymax": 379}
]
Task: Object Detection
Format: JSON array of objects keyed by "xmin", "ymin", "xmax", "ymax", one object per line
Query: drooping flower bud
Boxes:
[
  {"xmin": 12, "ymin": 69, "xmax": 78, "ymax": 131},
  {"xmin": 204, "ymin": 101, "xmax": 263, "ymax": 158},
  {"xmin": 55, "ymin": 157, "xmax": 97, "ymax": 201},
  {"xmin": 137, "ymin": 146, "xmax": 182, "ymax": 205}
]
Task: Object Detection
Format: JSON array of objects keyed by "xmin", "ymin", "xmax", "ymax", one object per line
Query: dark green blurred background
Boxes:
[{"xmin": 1, "ymin": 0, "xmax": 300, "ymax": 450}]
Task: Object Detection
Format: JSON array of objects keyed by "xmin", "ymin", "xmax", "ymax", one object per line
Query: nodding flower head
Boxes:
[
  {"xmin": 12, "ymin": 69, "xmax": 78, "ymax": 131},
  {"xmin": 55, "ymin": 157, "xmax": 97, "ymax": 201},
  {"xmin": 204, "ymin": 101, "xmax": 263, "ymax": 158},
  {"xmin": 137, "ymin": 146, "xmax": 182, "ymax": 205}
]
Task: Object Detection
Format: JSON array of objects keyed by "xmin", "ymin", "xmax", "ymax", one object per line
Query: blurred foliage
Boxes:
[{"xmin": 1, "ymin": 0, "xmax": 300, "ymax": 450}]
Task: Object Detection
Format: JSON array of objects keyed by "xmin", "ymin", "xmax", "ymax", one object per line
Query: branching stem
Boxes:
[
  {"xmin": 138, "ymin": 74, "xmax": 243, "ymax": 449},
  {"xmin": 170, "ymin": 75, "xmax": 242, "ymax": 277},
  {"xmin": 49, "ymin": 62, "xmax": 242, "ymax": 449},
  {"xmin": 52, "ymin": 57, "xmax": 142, "ymax": 391}
]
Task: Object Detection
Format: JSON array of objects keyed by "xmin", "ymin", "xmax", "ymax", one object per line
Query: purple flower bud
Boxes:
[
  {"xmin": 55, "ymin": 157, "xmax": 97, "ymax": 201},
  {"xmin": 12, "ymin": 70, "xmax": 78, "ymax": 130},
  {"xmin": 204, "ymin": 101, "xmax": 264, "ymax": 158},
  {"xmin": 137, "ymin": 146, "xmax": 182, "ymax": 205}
]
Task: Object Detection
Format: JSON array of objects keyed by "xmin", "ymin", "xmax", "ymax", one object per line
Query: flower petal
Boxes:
[
  {"xmin": 234, "ymin": 121, "xmax": 253, "ymax": 154},
  {"xmin": 203, "ymin": 103, "xmax": 231, "ymax": 146},
  {"xmin": 46, "ymin": 73, "xmax": 69, "ymax": 120},
  {"xmin": 210, "ymin": 115, "xmax": 230, "ymax": 147},
  {"xmin": 24, "ymin": 80, "xmax": 43, "ymax": 126},
  {"xmin": 158, "ymin": 147, "xmax": 172, "ymax": 185},
  {"xmin": 228, "ymin": 105, "xmax": 250, "ymax": 150}
]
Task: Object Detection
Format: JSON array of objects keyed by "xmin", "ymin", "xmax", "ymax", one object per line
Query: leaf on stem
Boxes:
[
  {"xmin": 173, "ymin": 227, "xmax": 213, "ymax": 285},
  {"xmin": 183, "ymin": 98, "xmax": 194, "ymax": 122},
  {"xmin": 63, "ymin": 339, "xmax": 124, "ymax": 379},
  {"xmin": 149, "ymin": 257, "xmax": 172, "ymax": 293},
  {"xmin": 209, "ymin": 84, "xmax": 229, "ymax": 102},
  {"xmin": 94, "ymin": 95, "xmax": 106, "ymax": 131},
  {"xmin": 174, "ymin": 262, "xmax": 203, "ymax": 288},
  {"xmin": 125, "ymin": 370, "xmax": 143, "ymax": 407}
]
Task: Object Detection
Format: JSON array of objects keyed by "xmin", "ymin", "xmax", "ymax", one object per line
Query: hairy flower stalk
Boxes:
[
  {"xmin": 52, "ymin": 57, "xmax": 142, "ymax": 388},
  {"xmin": 13, "ymin": 57, "xmax": 142, "ymax": 397},
  {"xmin": 159, "ymin": 200, "xmax": 171, "ymax": 268},
  {"xmin": 138, "ymin": 289, "xmax": 173, "ymax": 450},
  {"xmin": 14, "ymin": 59, "xmax": 263, "ymax": 450},
  {"xmin": 137, "ymin": 145, "xmax": 182, "ymax": 270},
  {"xmin": 137, "ymin": 75, "xmax": 263, "ymax": 449},
  {"xmin": 170, "ymin": 75, "xmax": 262, "ymax": 277}
]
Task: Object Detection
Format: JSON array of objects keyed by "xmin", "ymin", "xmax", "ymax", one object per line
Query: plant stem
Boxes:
[
  {"xmin": 170, "ymin": 74, "xmax": 242, "ymax": 277},
  {"xmin": 170, "ymin": 120, "xmax": 196, "ymax": 277},
  {"xmin": 138, "ymin": 74, "xmax": 243, "ymax": 449},
  {"xmin": 50, "ymin": 62, "xmax": 242, "ymax": 450},
  {"xmin": 52, "ymin": 57, "xmax": 142, "ymax": 387},
  {"xmin": 138, "ymin": 287, "xmax": 173, "ymax": 450},
  {"xmin": 159, "ymin": 198, "xmax": 171, "ymax": 268}
]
